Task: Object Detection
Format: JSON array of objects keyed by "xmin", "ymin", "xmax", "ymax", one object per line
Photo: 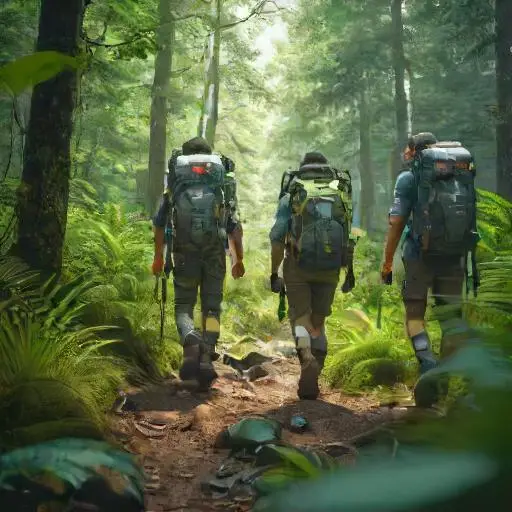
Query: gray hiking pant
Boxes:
[{"xmin": 172, "ymin": 245, "xmax": 226, "ymax": 348}]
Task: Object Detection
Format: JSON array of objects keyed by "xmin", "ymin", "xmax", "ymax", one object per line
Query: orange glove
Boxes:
[
  {"xmin": 152, "ymin": 255, "xmax": 164, "ymax": 275},
  {"xmin": 381, "ymin": 261, "xmax": 393, "ymax": 284}
]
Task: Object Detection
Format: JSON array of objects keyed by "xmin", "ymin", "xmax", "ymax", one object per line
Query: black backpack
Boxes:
[{"xmin": 411, "ymin": 142, "xmax": 479, "ymax": 256}]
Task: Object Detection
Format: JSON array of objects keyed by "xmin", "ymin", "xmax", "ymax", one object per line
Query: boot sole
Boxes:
[{"xmin": 298, "ymin": 359, "xmax": 320, "ymax": 400}]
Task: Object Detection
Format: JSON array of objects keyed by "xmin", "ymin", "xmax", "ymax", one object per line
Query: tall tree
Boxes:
[
  {"xmin": 390, "ymin": 0, "xmax": 409, "ymax": 180},
  {"xmin": 496, "ymin": 0, "xmax": 512, "ymax": 200},
  {"xmin": 359, "ymin": 76, "xmax": 375, "ymax": 231},
  {"xmin": 11, "ymin": 0, "xmax": 85, "ymax": 274},
  {"xmin": 198, "ymin": 0, "xmax": 221, "ymax": 147},
  {"xmin": 147, "ymin": 0, "xmax": 176, "ymax": 214}
]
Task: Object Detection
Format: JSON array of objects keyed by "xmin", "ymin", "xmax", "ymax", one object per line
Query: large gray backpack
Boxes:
[
  {"xmin": 411, "ymin": 142, "xmax": 479, "ymax": 256},
  {"xmin": 170, "ymin": 154, "xmax": 227, "ymax": 250}
]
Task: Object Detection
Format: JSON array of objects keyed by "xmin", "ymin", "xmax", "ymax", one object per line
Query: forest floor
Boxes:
[{"xmin": 110, "ymin": 331, "xmax": 410, "ymax": 512}]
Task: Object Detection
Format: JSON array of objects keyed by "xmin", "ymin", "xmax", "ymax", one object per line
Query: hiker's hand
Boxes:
[
  {"xmin": 152, "ymin": 255, "xmax": 164, "ymax": 275},
  {"xmin": 342, "ymin": 268, "xmax": 355, "ymax": 293},
  {"xmin": 270, "ymin": 273, "xmax": 284, "ymax": 294},
  {"xmin": 232, "ymin": 260, "xmax": 245, "ymax": 279},
  {"xmin": 381, "ymin": 262, "xmax": 393, "ymax": 285}
]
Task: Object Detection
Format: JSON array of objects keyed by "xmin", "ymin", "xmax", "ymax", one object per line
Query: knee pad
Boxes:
[
  {"xmin": 176, "ymin": 313, "xmax": 195, "ymax": 339},
  {"xmin": 294, "ymin": 325, "xmax": 311, "ymax": 349},
  {"xmin": 411, "ymin": 331, "xmax": 431, "ymax": 353}
]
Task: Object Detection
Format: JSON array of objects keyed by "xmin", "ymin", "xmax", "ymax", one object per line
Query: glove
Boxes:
[
  {"xmin": 270, "ymin": 273, "xmax": 284, "ymax": 294},
  {"xmin": 152, "ymin": 255, "xmax": 164, "ymax": 275},
  {"xmin": 341, "ymin": 267, "xmax": 355, "ymax": 293},
  {"xmin": 381, "ymin": 262, "xmax": 393, "ymax": 285}
]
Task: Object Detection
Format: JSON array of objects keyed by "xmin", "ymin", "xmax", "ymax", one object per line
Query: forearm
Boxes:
[
  {"xmin": 153, "ymin": 226, "xmax": 165, "ymax": 258},
  {"xmin": 383, "ymin": 215, "xmax": 406, "ymax": 268},
  {"xmin": 271, "ymin": 241, "xmax": 285, "ymax": 274},
  {"xmin": 227, "ymin": 223, "xmax": 244, "ymax": 261}
]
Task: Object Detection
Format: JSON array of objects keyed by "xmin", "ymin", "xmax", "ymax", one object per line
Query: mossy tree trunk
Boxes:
[
  {"xmin": 147, "ymin": 0, "xmax": 176, "ymax": 215},
  {"xmin": 359, "ymin": 78, "xmax": 375, "ymax": 232},
  {"xmin": 11, "ymin": 0, "xmax": 85, "ymax": 275}
]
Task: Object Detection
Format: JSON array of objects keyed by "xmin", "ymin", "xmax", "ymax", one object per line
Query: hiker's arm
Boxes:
[
  {"xmin": 152, "ymin": 196, "xmax": 169, "ymax": 274},
  {"xmin": 227, "ymin": 222, "xmax": 243, "ymax": 262},
  {"xmin": 269, "ymin": 195, "xmax": 290, "ymax": 274},
  {"xmin": 381, "ymin": 172, "xmax": 414, "ymax": 279}
]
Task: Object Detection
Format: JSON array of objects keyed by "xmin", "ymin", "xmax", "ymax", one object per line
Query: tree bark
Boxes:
[
  {"xmin": 147, "ymin": 0, "xmax": 175, "ymax": 214},
  {"xmin": 390, "ymin": 0, "xmax": 409, "ymax": 183},
  {"xmin": 12, "ymin": 0, "xmax": 85, "ymax": 275},
  {"xmin": 359, "ymin": 81, "xmax": 374, "ymax": 232},
  {"xmin": 197, "ymin": 0, "xmax": 221, "ymax": 148},
  {"xmin": 496, "ymin": 0, "xmax": 512, "ymax": 201}
]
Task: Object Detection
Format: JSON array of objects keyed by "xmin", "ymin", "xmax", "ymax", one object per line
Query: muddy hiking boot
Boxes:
[
  {"xmin": 413, "ymin": 351, "xmax": 449, "ymax": 408},
  {"xmin": 297, "ymin": 348, "xmax": 326, "ymax": 400},
  {"xmin": 198, "ymin": 344, "xmax": 219, "ymax": 391},
  {"xmin": 179, "ymin": 330, "xmax": 203, "ymax": 381}
]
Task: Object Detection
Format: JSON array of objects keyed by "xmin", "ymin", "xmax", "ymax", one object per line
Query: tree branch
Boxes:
[{"xmin": 218, "ymin": 0, "xmax": 283, "ymax": 31}]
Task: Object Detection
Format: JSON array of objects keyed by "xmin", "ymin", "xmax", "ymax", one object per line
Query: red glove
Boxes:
[{"xmin": 152, "ymin": 255, "xmax": 163, "ymax": 275}]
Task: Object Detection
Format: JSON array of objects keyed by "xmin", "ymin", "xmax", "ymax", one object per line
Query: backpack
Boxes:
[
  {"xmin": 283, "ymin": 164, "xmax": 353, "ymax": 272},
  {"xmin": 168, "ymin": 153, "xmax": 228, "ymax": 250},
  {"xmin": 411, "ymin": 141, "xmax": 478, "ymax": 256}
]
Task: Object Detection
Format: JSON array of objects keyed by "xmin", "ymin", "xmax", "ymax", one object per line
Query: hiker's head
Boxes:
[
  {"xmin": 182, "ymin": 136, "xmax": 212, "ymax": 155},
  {"xmin": 404, "ymin": 132, "xmax": 438, "ymax": 160},
  {"xmin": 300, "ymin": 152, "xmax": 328, "ymax": 166}
]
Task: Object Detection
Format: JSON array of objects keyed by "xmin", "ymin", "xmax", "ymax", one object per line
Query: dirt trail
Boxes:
[{"xmin": 111, "ymin": 343, "xmax": 405, "ymax": 512}]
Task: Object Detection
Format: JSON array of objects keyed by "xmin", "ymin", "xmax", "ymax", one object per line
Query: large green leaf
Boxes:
[
  {"xmin": 0, "ymin": 51, "xmax": 81, "ymax": 96},
  {"xmin": 253, "ymin": 449, "xmax": 497, "ymax": 512}
]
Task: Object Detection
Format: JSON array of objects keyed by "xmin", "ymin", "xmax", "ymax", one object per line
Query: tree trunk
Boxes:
[
  {"xmin": 359, "ymin": 82, "xmax": 374, "ymax": 232},
  {"xmin": 496, "ymin": 0, "xmax": 512, "ymax": 200},
  {"xmin": 12, "ymin": 0, "xmax": 85, "ymax": 275},
  {"xmin": 147, "ymin": 0, "xmax": 175, "ymax": 214},
  {"xmin": 390, "ymin": 0, "xmax": 409, "ymax": 183},
  {"xmin": 197, "ymin": 0, "xmax": 221, "ymax": 148}
]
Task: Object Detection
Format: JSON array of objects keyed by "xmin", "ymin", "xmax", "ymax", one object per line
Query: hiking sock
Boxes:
[{"xmin": 411, "ymin": 331, "xmax": 437, "ymax": 375}]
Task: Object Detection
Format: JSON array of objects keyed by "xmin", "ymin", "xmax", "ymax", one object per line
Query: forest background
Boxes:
[{"xmin": 0, "ymin": 0, "xmax": 512, "ymax": 453}]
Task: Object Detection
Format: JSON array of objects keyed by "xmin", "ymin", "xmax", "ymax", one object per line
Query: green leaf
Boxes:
[
  {"xmin": 253, "ymin": 450, "xmax": 497, "ymax": 512},
  {"xmin": 0, "ymin": 51, "xmax": 81, "ymax": 96}
]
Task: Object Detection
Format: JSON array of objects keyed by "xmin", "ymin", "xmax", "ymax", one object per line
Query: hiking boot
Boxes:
[
  {"xmin": 198, "ymin": 345, "xmax": 219, "ymax": 391},
  {"xmin": 297, "ymin": 348, "xmax": 320, "ymax": 400},
  {"xmin": 179, "ymin": 330, "xmax": 202, "ymax": 381}
]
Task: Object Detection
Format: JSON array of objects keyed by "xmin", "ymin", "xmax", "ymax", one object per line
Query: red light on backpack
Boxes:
[{"xmin": 192, "ymin": 166, "xmax": 207, "ymax": 174}]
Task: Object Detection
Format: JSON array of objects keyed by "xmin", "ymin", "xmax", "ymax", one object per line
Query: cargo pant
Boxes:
[
  {"xmin": 283, "ymin": 253, "xmax": 340, "ymax": 353},
  {"xmin": 402, "ymin": 255, "xmax": 466, "ymax": 358},
  {"xmin": 172, "ymin": 244, "xmax": 226, "ymax": 350}
]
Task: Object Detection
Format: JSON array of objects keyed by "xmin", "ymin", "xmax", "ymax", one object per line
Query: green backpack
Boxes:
[
  {"xmin": 285, "ymin": 164, "xmax": 353, "ymax": 272},
  {"xmin": 411, "ymin": 142, "xmax": 479, "ymax": 256}
]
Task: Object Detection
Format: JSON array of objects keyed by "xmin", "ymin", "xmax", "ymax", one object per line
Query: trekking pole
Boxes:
[
  {"xmin": 377, "ymin": 272, "xmax": 392, "ymax": 329},
  {"xmin": 278, "ymin": 287, "xmax": 287, "ymax": 321}
]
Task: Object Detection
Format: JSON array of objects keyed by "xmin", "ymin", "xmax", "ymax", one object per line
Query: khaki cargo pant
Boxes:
[
  {"xmin": 402, "ymin": 255, "xmax": 466, "ymax": 357},
  {"xmin": 283, "ymin": 253, "xmax": 340, "ymax": 352}
]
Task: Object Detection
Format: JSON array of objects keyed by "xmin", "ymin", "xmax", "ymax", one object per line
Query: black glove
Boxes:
[
  {"xmin": 341, "ymin": 267, "xmax": 356, "ymax": 293},
  {"xmin": 270, "ymin": 273, "xmax": 284, "ymax": 294}
]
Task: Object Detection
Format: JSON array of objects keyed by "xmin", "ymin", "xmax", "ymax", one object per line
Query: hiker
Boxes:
[
  {"xmin": 152, "ymin": 136, "xmax": 245, "ymax": 390},
  {"xmin": 269, "ymin": 152, "xmax": 355, "ymax": 400},
  {"xmin": 381, "ymin": 132, "xmax": 479, "ymax": 406}
]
